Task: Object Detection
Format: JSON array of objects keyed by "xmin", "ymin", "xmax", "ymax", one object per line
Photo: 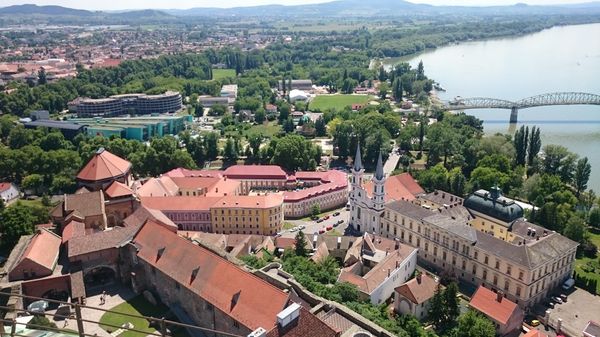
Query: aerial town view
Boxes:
[{"xmin": 0, "ymin": 0, "xmax": 600, "ymax": 337}]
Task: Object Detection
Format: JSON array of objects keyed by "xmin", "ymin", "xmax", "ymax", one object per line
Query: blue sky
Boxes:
[{"xmin": 1, "ymin": 0, "xmax": 587, "ymax": 11}]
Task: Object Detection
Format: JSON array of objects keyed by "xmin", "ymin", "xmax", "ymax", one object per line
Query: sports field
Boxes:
[
  {"xmin": 212, "ymin": 68, "xmax": 236, "ymax": 80},
  {"xmin": 309, "ymin": 94, "xmax": 371, "ymax": 111}
]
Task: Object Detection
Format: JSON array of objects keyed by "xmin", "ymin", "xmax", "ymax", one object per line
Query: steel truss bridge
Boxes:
[{"xmin": 445, "ymin": 92, "xmax": 600, "ymax": 123}]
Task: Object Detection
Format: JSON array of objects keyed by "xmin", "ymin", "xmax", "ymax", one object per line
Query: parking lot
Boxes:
[
  {"xmin": 281, "ymin": 206, "xmax": 355, "ymax": 239},
  {"xmin": 535, "ymin": 288, "xmax": 600, "ymax": 337}
]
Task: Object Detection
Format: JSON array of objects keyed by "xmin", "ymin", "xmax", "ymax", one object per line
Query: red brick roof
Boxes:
[
  {"xmin": 469, "ymin": 286, "xmax": 522, "ymax": 325},
  {"xmin": 170, "ymin": 177, "xmax": 221, "ymax": 191},
  {"xmin": 523, "ymin": 330, "xmax": 548, "ymax": 337},
  {"xmin": 62, "ymin": 220, "xmax": 86, "ymax": 244},
  {"xmin": 394, "ymin": 273, "xmax": 438, "ymax": 304},
  {"xmin": 284, "ymin": 170, "xmax": 348, "ymax": 202},
  {"xmin": 266, "ymin": 306, "xmax": 339, "ymax": 337},
  {"xmin": 77, "ymin": 148, "xmax": 131, "ymax": 182},
  {"xmin": 363, "ymin": 173, "xmax": 424, "ymax": 202},
  {"xmin": 105, "ymin": 181, "xmax": 133, "ymax": 199},
  {"xmin": 0, "ymin": 182, "xmax": 14, "ymax": 193},
  {"xmin": 15, "ymin": 229, "xmax": 61, "ymax": 273},
  {"xmin": 224, "ymin": 165, "xmax": 287, "ymax": 180},
  {"xmin": 165, "ymin": 168, "xmax": 223, "ymax": 178},
  {"xmin": 133, "ymin": 221, "xmax": 290, "ymax": 330}
]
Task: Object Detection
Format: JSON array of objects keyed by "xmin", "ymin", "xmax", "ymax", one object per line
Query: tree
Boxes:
[
  {"xmin": 208, "ymin": 104, "xmax": 227, "ymax": 116},
  {"xmin": 378, "ymin": 82, "xmax": 390, "ymax": 99},
  {"xmin": 447, "ymin": 167, "xmax": 467, "ymax": 196},
  {"xmin": 527, "ymin": 126, "xmax": 541, "ymax": 167},
  {"xmin": 574, "ymin": 157, "xmax": 592, "ymax": 196},
  {"xmin": 223, "ymin": 138, "xmax": 238, "ymax": 162},
  {"xmin": 271, "ymin": 134, "xmax": 321, "ymax": 171},
  {"xmin": 392, "ymin": 78, "xmax": 402, "ymax": 102},
  {"xmin": 294, "ymin": 231, "xmax": 308, "ymax": 257},
  {"xmin": 315, "ymin": 116, "xmax": 327, "ymax": 137},
  {"xmin": 0, "ymin": 202, "xmax": 37, "ymax": 249},
  {"xmin": 248, "ymin": 134, "xmax": 263, "ymax": 161},
  {"xmin": 311, "ymin": 204, "xmax": 321, "ymax": 217},
  {"xmin": 451, "ymin": 310, "xmax": 495, "ymax": 337},
  {"xmin": 21, "ymin": 174, "xmax": 45, "ymax": 196},
  {"xmin": 513, "ymin": 125, "xmax": 528, "ymax": 166},
  {"xmin": 417, "ymin": 60, "xmax": 425, "ymax": 80},
  {"xmin": 204, "ymin": 132, "xmax": 219, "ymax": 160},
  {"xmin": 37, "ymin": 67, "xmax": 47, "ymax": 85},
  {"xmin": 254, "ymin": 109, "xmax": 266, "ymax": 124},
  {"xmin": 417, "ymin": 164, "xmax": 448, "ymax": 192},
  {"xmin": 564, "ymin": 215, "xmax": 587, "ymax": 245},
  {"xmin": 444, "ymin": 282, "xmax": 460, "ymax": 324},
  {"xmin": 283, "ymin": 117, "xmax": 295, "ymax": 133},
  {"xmin": 428, "ymin": 286, "xmax": 446, "ymax": 329},
  {"xmin": 28, "ymin": 316, "xmax": 57, "ymax": 329},
  {"xmin": 589, "ymin": 208, "xmax": 600, "ymax": 229}
]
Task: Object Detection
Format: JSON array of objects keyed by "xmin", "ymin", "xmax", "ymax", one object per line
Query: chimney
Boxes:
[
  {"xmin": 396, "ymin": 261, "xmax": 399, "ymax": 268},
  {"xmin": 416, "ymin": 272, "xmax": 422, "ymax": 284},
  {"xmin": 395, "ymin": 239, "xmax": 400, "ymax": 250},
  {"xmin": 496, "ymin": 291, "xmax": 504, "ymax": 302}
]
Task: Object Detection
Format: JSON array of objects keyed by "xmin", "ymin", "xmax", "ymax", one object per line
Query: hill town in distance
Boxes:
[{"xmin": 0, "ymin": 1, "xmax": 600, "ymax": 337}]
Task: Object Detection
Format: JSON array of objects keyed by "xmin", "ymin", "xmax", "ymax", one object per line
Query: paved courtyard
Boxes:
[
  {"xmin": 47, "ymin": 285, "xmax": 136, "ymax": 337},
  {"xmin": 538, "ymin": 288, "xmax": 600, "ymax": 337}
]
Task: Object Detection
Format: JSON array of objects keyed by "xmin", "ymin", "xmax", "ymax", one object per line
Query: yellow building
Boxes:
[
  {"xmin": 464, "ymin": 188, "xmax": 524, "ymax": 241},
  {"xmin": 211, "ymin": 194, "xmax": 284, "ymax": 236}
]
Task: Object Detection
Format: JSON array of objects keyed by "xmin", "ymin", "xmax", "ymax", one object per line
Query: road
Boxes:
[
  {"xmin": 281, "ymin": 206, "xmax": 357, "ymax": 239},
  {"xmin": 383, "ymin": 145, "xmax": 400, "ymax": 176}
]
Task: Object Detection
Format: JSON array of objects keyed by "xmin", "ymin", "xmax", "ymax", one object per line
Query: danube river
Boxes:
[{"xmin": 385, "ymin": 23, "xmax": 600, "ymax": 190}]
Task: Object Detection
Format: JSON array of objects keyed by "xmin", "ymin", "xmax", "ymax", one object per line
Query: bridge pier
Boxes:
[{"xmin": 510, "ymin": 107, "xmax": 519, "ymax": 124}]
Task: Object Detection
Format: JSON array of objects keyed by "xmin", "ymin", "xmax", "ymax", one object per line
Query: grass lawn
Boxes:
[
  {"xmin": 326, "ymin": 229, "xmax": 343, "ymax": 237},
  {"xmin": 244, "ymin": 122, "xmax": 282, "ymax": 138},
  {"xmin": 309, "ymin": 94, "xmax": 371, "ymax": 111},
  {"xmin": 99, "ymin": 295, "xmax": 169, "ymax": 337},
  {"xmin": 283, "ymin": 222, "xmax": 296, "ymax": 230},
  {"xmin": 212, "ymin": 68, "xmax": 236, "ymax": 80},
  {"xmin": 574, "ymin": 230, "xmax": 600, "ymax": 294}
]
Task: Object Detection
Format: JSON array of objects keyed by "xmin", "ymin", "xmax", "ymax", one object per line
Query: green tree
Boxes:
[
  {"xmin": 379, "ymin": 82, "xmax": 390, "ymax": 99},
  {"xmin": 450, "ymin": 310, "xmax": 495, "ymax": 337},
  {"xmin": 447, "ymin": 167, "xmax": 467, "ymax": 196},
  {"xmin": 564, "ymin": 215, "xmax": 588, "ymax": 245},
  {"xmin": 527, "ymin": 126, "xmax": 542, "ymax": 167},
  {"xmin": 254, "ymin": 108, "xmax": 266, "ymax": 124},
  {"xmin": 204, "ymin": 132, "xmax": 219, "ymax": 160},
  {"xmin": 208, "ymin": 104, "xmax": 227, "ymax": 116},
  {"xmin": 271, "ymin": 134, "xmax": 321, "ymax": 171},
  {"xmin": 574, "ymin": 157, "xmax": 592, "ymax": 196},
  {"xmin": 417, "ymin": 163, "xmax": 448, "ymax": 192},
  {"xmin": 294, "ymin": 231, "xmax": 308, "ymax": 257},
  {"xmin": 444, "ymin": 282, "xmax": 460, "ymax": 324},
  {"xmin": 513, "ymin": 125, "xmax": 528, "ymax": 166},
  {"xmin": 315, "ymin": 116, "xmax": 327, "ymax": 137},
  {"xmin": 248, "ymin": 134, "xmax": 263, "ymax": 161},
  {"xmin": 588, "ymin": 208, "xmax": 600, "ymax": 229},
  {"xmin": 223, "ymin": 138, "xmax": 238, "ymax": 162},
  {"xmin": 428, "ymin": 286, "xmax": 446, "ymax": 329},
  {"xmin": 37, "ymin": 67, "xmax": 47, "ymax": 85},
  {"xmin": 0, "ymin": 202, "xmax": 37, "ymax": 248},
  {"xmin": 311, "ymin": 204, "xmax": 321, "ymax": 217},
  {"xmin": 283, "ymin": 117, "xmax": 295, "ymax": 133},
  {"xmin": 21, "ymin": 174, "xmax": 45, "ymax": 196}
]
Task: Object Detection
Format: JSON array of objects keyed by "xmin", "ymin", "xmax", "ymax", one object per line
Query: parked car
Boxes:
[
  {"xmin": 333, "ymin": 212, "xmax": 340, "ymax": 216},
  {"xmin": 310, "ymin": 216, "xmax": 319, "ymax": 220},
  {"xmin": 319, "ymin": 229, "xmax": 325, "ymax": 234},
  {"xmin": 324, "ymin": 215, "xmax": 330, "ymax": 220},
  {"xmin": 530, "ymin": 319, "xmax": 541, "ymax": 327},
  {"xmin": 562, "ymin": 278, "xmax": 575, "ymax": 290},
  {"xmin": 345, "ymin": 204, "xmax": 350, "ymax": 210},
  {"xmin": 552, "ymin": 296, "xmax": 563, "ymax": 304},
  {"xmin": 298, "ymin": 225, "xmax": 306, "ymax": 230},
  {"xmin": 560, "ymin": 294, "xmax": 567, "ymax": 302},
  {"xmin": 316, "ymin": 218, "xmax": 324, "ymax": 223},
  {"xmin": 326, "ymin": 226, "xmax": 333, "ymax": 231},
  {"xmin": 290, "ymin": 227, "xmax": 298, "ymax": 232}
]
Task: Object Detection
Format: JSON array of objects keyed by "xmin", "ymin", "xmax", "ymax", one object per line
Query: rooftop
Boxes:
[
  {"xmin": 68, "ymin": 226, "xmax": 138, "ymax": 258},
  {"xmin": 133, "ymin": 220, "xmax": 290, "ymax": 331},
  {"xmin": 12, "ymin": 228, "xmax": 61, "ymax": 274},
  {"xmin": 469, "ymin": 286, "xmax": 522, "ymax": 325},
  {"xmin": 394, "ymin": 273, "xmax": 438, "ymax": 305},
  {"xmin": 464, "ymin": 188, "xmax": 523, "ymax": 223},
  {"xmin": 363, "ymin": 173, "xmax": 424, "ymax": 202},
  {"xmin": 76, "ymin": 148, "xmax": 132, "ymax": 182},
  {"xmin": 266, "ymin": 306, "xmax": 339, "ymax": 337},
  {"xmin": 223, "ymin": 165, "xmax": 287, "ymax": 180}
]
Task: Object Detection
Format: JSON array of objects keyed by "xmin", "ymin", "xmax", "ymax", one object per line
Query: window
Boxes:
[
  {"xmin": 519, "ymin": 270, "xmax": 524, "ymax": 281},
  {"xmin": 516, "ymin": 286, "xmax": 522, "ymax": 297},
  {"xmin": 507, "ymin": 265, "xmax": 512, "ymax": 276},
  {"xmin": 484, "ymin": 255, "xmax": 489, "ymax": 265},
  {"xmin": 474, "ymin": 251, "xmax": 478, "ymax": 260},
  {"xmin": 495, "ymin": 260, "xmax": 500, "ymax": 269},
  {"xmin": 493, "ymin": 275, "xmax": 498, "ymax": 285},
  {"xmin": 504, "ymin": 280, "xmax": 510, "ymax": 291},
  {"xmin": 472, "ymin": 264, "xmax": 477, "ymax": 275},
  {"xmin": 483, "ymin": 270, "xmax": 487, "ymax": 280}
]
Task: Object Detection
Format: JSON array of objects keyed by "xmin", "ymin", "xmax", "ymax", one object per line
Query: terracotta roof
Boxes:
[
  {"xmin": 310, "ymin": 242, "xmax": 330, "ymax": 263},
  {"xmin": 266, "ymin": 306, "xmax": 339, "ymax": 337},
  {"xmin": 206, "ymin": 178, "xmax": 241, "ymax": 197},
  {"xmin": 363, "ymin": 173, "xmax": 424, "ymax": 202},
  {"xmin": 136, "ymin": 176, "xmax": 179, "ymax": 197},
  {"xmin": 0, "ymin": 182, "xmax": 14, "ymax": 193},
  {"xmin": 170, "ymin": 177, "xmax": 221, "ymax": 191},
  {"xmin": 469, "ymin": 286, "xmax": 522, "ymax": 325},
  {"xmin": 123, "ymin": 206, "xmax": 178, "ymax": 232},
  {"xmin": 14, "ymin": 229, "xmax": 61, "ymax": 273},
  {"xmin": 140, "ymin": 196, "xmax": 221, "ymax": 211},
  {"xmin": 68, "ymin": 226, "xmax": 137, "ymax": 258},
  {"xmin": 274, "ymin": 235, "xmax": 313, "ymax": 251},
  {"xmin": 394, "ymin": 274, "xmax": 438, "ymax": 304},
  {"xmin": 105, "ymin": 181, "xmax": 133, "ymax": 198},
  {"xmin": 284, "ymin": 170, "xmax": 348, "ymax": 202},
  {"xmin": 60, "ymin": 190, "xmax": 105, "ymax": 218},
  {"xmin": 62, "ymin": 220, "xmax": 86, "ymax": 244},
  {"xmin": 77, "ymin": 148, "xmax": 131, "ymax": 182},
  {"xmin": 223, "ymin": 165, "xmax": 287, "ymax": 180},
  {"xmin": 70, "ymin": 270, "xmax": 86, "ymax": 299},
  {"xmin": 133, "ymin": 221, "xmax": 290, "ymax": 330},
  {"xmin": 165, "ymin": 168, "xmax": 223, "ymax": 178},
  {"xmin": 213, "ymin": 194, "xmax": 284, "ymax": 209}
]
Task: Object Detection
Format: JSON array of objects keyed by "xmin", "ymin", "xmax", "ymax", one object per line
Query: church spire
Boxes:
[
  {"xmin": 353, "ymin": 145, "xmax": 363, "ymax": 172},
  {"xmin": 375, "ymin": 151, "xmax": 384, "ymax": 180}
]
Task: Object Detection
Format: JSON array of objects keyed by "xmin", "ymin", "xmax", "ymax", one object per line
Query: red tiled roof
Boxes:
[
  {"xmin": 469, "ymin": 286, "xmax": 522, "ymax": 325},
  {"xmin": 224, "ymin": 165, "xmax": 287, "ymax": 180},
  {"xmin": 105, "ymin": 181, "xmax": 133, "ymax": 199},
  {"xmin": 266, "ymin": 306, "xmax": 339, "ymax": 337},
  {"xmin": 213, "ymin": 194, "xmax": 283, "ymax": 209},
  {"xmin": 170, "ymin": 177, "xmax": 220, "ymax": 190},
  {"xmin": 0, "ymin": 182, "xmax": 13, "ymax": 193},
  {"xmin": 284, "ymin": 170, "xmax": 348, "ymax": 202},
  {"xmin": 133, "ymin": 221, "xmax": 290, "ymax": 330},
  {"xmin": 77, "ymin": 148, "xmax": 131, "ymax": 182},
  {"xmin": 68, "ymin": 226, "xmax": 137, "ymax": 258},
  {"xmin": 17, "ymin": 229, "xmax": 61, "ymax": 272},
  {"xmin": 394, "ymin": 274, "xmax": 438, "ymax": 304},
  {"xmin": 136, "ymin": 176, "xmax": 179, "ymax": 197},
  {"xmin": 363, "ymin": 173, "xmax": 424, "ymax": 202},
  {"xmin": 164, "ymin": 168, "xmax": 223, "ymax": 178},
  {"xmin": 123, "ymin": 206, "xmax": 178, "ymax": 232},
  {"xmin": 62, "ymin": 220, "xmax": 86, "ymax": 244}
]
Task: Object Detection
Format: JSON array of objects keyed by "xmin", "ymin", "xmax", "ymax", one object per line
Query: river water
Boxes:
[{"xmin": 383, "ymin": 23, "xmax": 600, "ymax": 191}]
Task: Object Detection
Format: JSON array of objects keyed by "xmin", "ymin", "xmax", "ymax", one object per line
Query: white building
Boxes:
[
  {"xmin": 289, "ymin": 89, "xmax": 308, "ymax": 102},
  {"xmin": 0, "ymin": 182, "xmax": 19, "ymax": 203},
  {"xmin": 349, "ymin": 147, "xmax": 386, "ymax": 234}
]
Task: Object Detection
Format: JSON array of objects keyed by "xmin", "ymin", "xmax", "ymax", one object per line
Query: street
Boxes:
[{"xmin": 281, "ymin": 205, "xmax": 355, "ymax": 239}]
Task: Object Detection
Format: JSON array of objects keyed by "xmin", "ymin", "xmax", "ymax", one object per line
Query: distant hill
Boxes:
[
  {"xmin": 0, "ymin": 4, "xmax": 94, "ymax": 16},
  {"xmin": 164, "ymin": 0, "xmax": 600, "ymax": 17}
]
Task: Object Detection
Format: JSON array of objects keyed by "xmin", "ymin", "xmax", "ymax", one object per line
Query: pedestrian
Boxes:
[{"xmin": 63, "ymin": 319, "xmax": 69, "ymax": 328}]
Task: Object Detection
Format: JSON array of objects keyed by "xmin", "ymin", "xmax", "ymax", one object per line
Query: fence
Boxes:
[{"xmin": 0, "ymin": 291, "xmax": 243, "ymax": 337}]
